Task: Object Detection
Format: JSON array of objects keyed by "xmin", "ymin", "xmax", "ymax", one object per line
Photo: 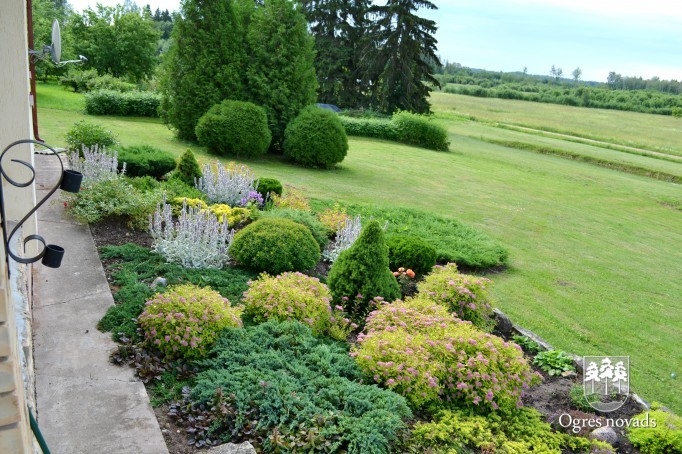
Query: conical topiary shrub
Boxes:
[
  {"xmin": 172, "ymin": 149, "xmax": 202, "ymax": 186},
  {"xmin": 327, "ymin": 220, "xmax": 401, "ymax": 321}
]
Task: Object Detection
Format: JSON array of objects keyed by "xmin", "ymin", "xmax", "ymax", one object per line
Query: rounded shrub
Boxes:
[
  {"xmin": 117, "ymin": 145, "xmax": 177, "ymax": 179},
  {"xmin": 391, "ymin": 111, "xmax": 450, "ymax": 151},
  {"xmin": 207, "ymin": 204, "xmax": 252, "ymax": 227},
  {"xmin": 327, "ymin": 220, "xmax": 400, "ymax": 321},
  {"xmin": 259, "ymin": 208, "xmax": 328, "ymax": 250},
  {"xmin": 171, "ymin": 149, "xmax": 203, "ymax": 187},
  {"xmin": 418, "ymin": 263, "xmax": 495, "ymax": 332},
  {"xmin": 243, "ymin": 272, "xmax": 345, "ymax": 337},
  {"xmin": 65, "ymin": 120, "xmax": 117, "ymax": 153},
  {"xmin": 229, "ymin": 218, "xmax": 320, "ymax": 274},
  {"xmin": 256, "ymin": 177, "xmax": 283, "ymax": 200},
  {"xmin": 386, "ymin": 235, "xmax": 437, "ymax": 276},
  {"xmin": 137, "ymin": 283, "xmax": 243, "ymax": 359},
  {"xmin": 283, "ymin": 105, "xmax": 348, "ymax": 168},
  {"xmin": 352, "ymin": 296, "xmax": 540, "ymax": 412},
  {"xmin": 195, "ymin": 100, "xmax": 271, "ymax": 158}
]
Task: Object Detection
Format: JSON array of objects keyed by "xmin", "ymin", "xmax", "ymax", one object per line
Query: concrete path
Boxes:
[{"xmin": 32, "ymin": 153, "xmax": 168, "ymax": 453}]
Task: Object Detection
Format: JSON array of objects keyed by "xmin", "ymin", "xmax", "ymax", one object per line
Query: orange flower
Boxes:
[{"xmin": 406, "ymin": 269, "xmax": 416, "ymax": 279}]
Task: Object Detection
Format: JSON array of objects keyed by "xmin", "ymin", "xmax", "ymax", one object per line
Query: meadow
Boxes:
[{"xmin": 36, "ymin": 81, "xmax": 682, "ymax": 413}]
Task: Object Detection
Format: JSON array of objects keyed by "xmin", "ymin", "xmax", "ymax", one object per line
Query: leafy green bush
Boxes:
[
  {"xmin": 59, "ymin": 68, "xmax": 98, "ymax": 92},
  {"xmin": 243, "ymin": 272, "xmax": 351, "ymax": 339},
  {"xmin": 259, "ymin": 208, "xmax": 328, "ymax": 250},
  {"xmin": 190, "ymin": 320, "xmax": 412, "ymax": 453},
  {"xmin": 117, "ymin": 145, "xmax": 176, "ymax": 179},
  {"xmin": 138, "ymin": 283, "xmax": 243, "ymax": 359},
  {"xmin": 386, "ymin": 235, "xmax": 436, "ymax": 276},
  {"xmin": 195, "ymin": 100, "xmax": 271, "ymax": 158},
  {"xmin": 283, "ymin": 105, "xmax": 348, "ymax": 168},
  {"xmin": 171, "ymin": 149, "xmax": 203, "ymax": 187},
  {"xmin": 628, "ymin": 404, "xmax": 682, "ymax": 454},
  {"xmin": 84, "ymin": 90, "xmax": 161, "ymax": 117},
  {"xmin": 86, "ymin": 74, "xmax": 137, "ymax": 92},
  {"xmin": 229, "ymin": 218, "xmax": 320, "ymax": 274},
  {"xmin": 327, "ymin": 220, "xmax": 401, "ymax": 321},
  {"xmin": 391, "ymin": 110, "xmax": 450, "ymax": 151},
  {"xmin": 533, "ymin": 350, "xmax": 576, "ymax": 376},
  {"xmin": 97, "ymin": 244, "xmax": 254, "ymax": 341},
  {"xmin": 511, "ymin": 335, "xmax": 541, "ymax": 354},
  {"xmin": 352, "ymin": 296, "xmax": 540, "ymax": 411},
  {"xmin": 418, "ymin": 263, "xmax": 495, "ymax": 331},
  {"xmin": 255, "ymin": 177, "xmax": 283, "ymax": 200},
  {"xmin": 338, "ymin": 116, "xmax": 398, "ymax": 141},
  {"xmin": 672, "ymin": 107, "xmax": 682, "ymax": 118},
  {"xmin": 408, "ymin": 407, "xmax": 604, "ymax": 453},
  {"xmin": 66, "ymin": 177, "xmax": 160, "ymax": 229},
  {"xmin": 65, "ymin": 120, "xmax": 118, "ymax": 153}
]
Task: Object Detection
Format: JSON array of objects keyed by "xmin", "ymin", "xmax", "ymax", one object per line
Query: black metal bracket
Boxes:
[{"xmin": 0, "ymin": 139, "xmax": 82, "ymax": 272}]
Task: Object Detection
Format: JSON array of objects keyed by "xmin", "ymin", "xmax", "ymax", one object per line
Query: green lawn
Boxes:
[{"xmin": 36, "ymin": 82, "xmax": 682, "ymax": 413}]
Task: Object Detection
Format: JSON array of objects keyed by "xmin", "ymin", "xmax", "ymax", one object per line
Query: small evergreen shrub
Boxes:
[
  {"xmin": 255, "ymin": 177, "xmax": 283, "ymax": 200},
  {"xmin": 283, "ymin": 105, "xmax": 348, "ymax": 168},
  {"xmin": 190, "ymin": 320, "xmax": 412, "ymax": 453},
  {"xmin": 352, "ymin": 297, "xmax": 540, "ymax": 411},
  {"xmin": 243, "ymin": 272, "xmax": 352, "ymax": 339},
  {"xmin": 259, "ymin": 208, "xmax": 328, "ymax": 250},
  {"xmin": 65, "ymin": 120, "xmax": 118, "ymax": 153},
  {"xmin": 627, "ymin": 404, "xmax": 682, "ymax": 454},
  {"xmin": 117, "ymin": 145, "xmax": 176, "ymax": 179},
  {"xmin": 229, "ymin": 218, "xmax": 320, "ymax": 274},
  {"xmin": 327, "ymin": 220, "xmax": 400, "ymax": 321},
  {"xmin": 195, "ymin": 100, "xmax": 271, "ymax": 158},
  {"xmin": 391, "ymin": 111, "xmax": 450, "ymax": 151},
  {"xmin": 171, "ymin": 149, "xmax": 203, "ymax": 187},
  {"xmin": 137, "ymin": 283, "xmax": 243, "ymax": 359},
  {"xmin": 418, "ymin": 263, "xmax": 495, "ymax": 331},
  {"xmin": 386, "ymin": 235, "xmax": 437, "ymax": 276},
  {"xmin": 207, "ymin": 204, "xmax": 252, "ymax": 227},
  {"xmin": 85, "ymin": 90, "xmax": 161, "ymax": 117},
  {"xmin": 161, "ymin": 178, "xmax": 205, "ymax": 201}
]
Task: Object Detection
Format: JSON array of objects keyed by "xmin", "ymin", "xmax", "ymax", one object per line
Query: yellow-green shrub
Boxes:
[
  {"xmin": 243, "ymin": 272, "xmax": 353, "ymax": 339},
  {"xmin": 270, "ymin": 185, "xmax": 310, "ymax": 211},
  {"xmin": 137, "ymin": 284, "xmax": 243, "ymax": 359},
  {"xmin": 418, "ymin": 263, "xmax": 495, "ymax": 332},
  {"xmin": 170, "ymin": 197, "xmax": 207, "ymax": 216},
  {"xmin": 317, "ymin": 203, "xmax": 350, "ymax": 236},
  {"xmin": 207, "ymin": 204, "xmax": 252, "ymax": 227},
  {"xmin": 628, "ymin": 404, "xmax": 682, "ymax": 454},
  {"xmin": 352, "ymin": 297, "xmax": 539, "ymax": 411}
]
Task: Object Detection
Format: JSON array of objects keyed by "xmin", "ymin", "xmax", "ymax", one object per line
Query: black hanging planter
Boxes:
[
  {"xmin": 41, "ymin": 245, "xmax": 65, "ymax": 268},
  {"xmin": 59, "ymin": 169, "xmax": 83, "ymax": 193}
]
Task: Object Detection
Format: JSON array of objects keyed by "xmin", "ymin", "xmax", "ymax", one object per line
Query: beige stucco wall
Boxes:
[{"xmin": 0, "ymin": 0, "xmax": 39, "ymax": 452}]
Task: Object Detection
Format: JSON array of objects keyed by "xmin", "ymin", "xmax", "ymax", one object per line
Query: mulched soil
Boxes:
[{"xmin": 90, "ymin": 219, "xmax": 643, "ymax": 454}]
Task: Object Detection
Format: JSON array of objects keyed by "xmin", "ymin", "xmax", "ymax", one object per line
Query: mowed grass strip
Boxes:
[
  {"xmin": 432, "ymin": 91, "xmax": 682, "ymax": 157},
  {"xmin": 37, "ymin": 83, "xmax": 682, "ymax": 413}
]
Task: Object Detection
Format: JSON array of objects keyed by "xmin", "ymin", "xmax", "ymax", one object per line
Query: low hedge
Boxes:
[
  {"xmin": 117, "ymin": 145, "xmax": 177, "ymax": 179},
  {"xmin": 84, "ymin": 89, "xmax": 161, "ymax": 117},
  {"xmin": 339, "ymin": 113, "xmax": 449, "ymax": 151},
  {"xmin": 339, "ymin": 116, "xmax": 398, "ymax": 141}
]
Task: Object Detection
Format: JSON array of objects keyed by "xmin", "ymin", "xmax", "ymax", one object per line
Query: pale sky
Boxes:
[{"xmin": 66, "ymin": 0, "xmax": 682, "ymax": 83}]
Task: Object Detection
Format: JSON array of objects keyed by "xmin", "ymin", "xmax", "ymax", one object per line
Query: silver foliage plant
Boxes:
[
  {"xmin": 324, "ymin": 215, "xmax": 363, "ymax": 263},
  {"xmin": 196, "ymin": 161, "xmax": 259, "ymax": 206},
  {"xmin": 149, "ymin": 199, "xmax": 234, "ymax": 269},
  {"xmin": 67, "ymin": 145, "xmax": 125, "ymax": 184}
]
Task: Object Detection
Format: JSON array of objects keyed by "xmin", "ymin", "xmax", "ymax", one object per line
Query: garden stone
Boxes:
[
  {"xmin": 493, "ymin": 308, "xmax": 513, "ymax": 336},
  {"xmin": 207, "ymin": 441, "xmax": 257, "ymax": 454},
  {"xmin": 151, "ymin": 277, "xmax": 167, "ymax": 288},
  {"xmin": 589, "ymin": 426, "xmax": 618, "ymax": 446}
]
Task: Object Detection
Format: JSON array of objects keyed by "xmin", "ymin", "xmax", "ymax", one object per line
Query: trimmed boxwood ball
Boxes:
[
  {"xmin": 386, "ymin": 234, "xmax": 437, "ymax": 276},
  {"xmin": 117, "ymin": 145, "xmax": 177, "ymax": 179},
  {"xmin": 283, "ymin": 105, "xmax": 348, "ymax": 168},
  {"xmin": 195, "ymin": 100, "xmax": 271, "ymax": 158},
  {"xmin": 259, "ymin": 207, "xmax": 329, "ymax": 250},
  {"xmin": 327, "ymin": 220, "xmax": 401, "ymax": 321},
  {"xmin": 256, "ymin": 177, "xmax": 283, "ymax": 199},
  {"xmin": 229, "ymin": 218, "xmax": 320, "ymax": 275}
]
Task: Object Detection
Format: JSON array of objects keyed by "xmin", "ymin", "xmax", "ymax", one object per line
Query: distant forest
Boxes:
[{"xmin": 433, "ymin": 62, "xmax": 682, "ymax": 117}]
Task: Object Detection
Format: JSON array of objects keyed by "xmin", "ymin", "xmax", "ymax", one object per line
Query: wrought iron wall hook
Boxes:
[{"xmin": 0, "ymin": 139, "xmax": 82, "ymax": 272}]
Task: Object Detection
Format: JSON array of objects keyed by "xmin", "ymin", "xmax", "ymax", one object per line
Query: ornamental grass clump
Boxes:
[
  {"xmin": 196, "ymin": 161, "xmax": 259, "ymax": 206},
  {"xmin": 243, "ymin": 272, "xmax": 354, "ymax": 339},
  {"xmin": 138, "ymin": 283, "xmax": 243, "ymax": 360},
  {"xmin": 149, "ymin": 199, "xmax": 235, "ymax": 269},
  {"xmin": 418, "ymin": 263, "xmax": 496, "ymax": 332},
  {"xmin": 352, "ymin": 296, "xmax": 540, "ymax": 412}
]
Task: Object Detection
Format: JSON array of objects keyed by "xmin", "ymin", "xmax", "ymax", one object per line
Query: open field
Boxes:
[{"xmin": 36, "ymin": 82, "xmax": 682, "ymax": 413}]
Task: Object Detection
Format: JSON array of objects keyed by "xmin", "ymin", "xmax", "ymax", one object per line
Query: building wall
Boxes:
[{"xmin": 0, "ymin": 0, "xmax": 40, "ymax": 452}]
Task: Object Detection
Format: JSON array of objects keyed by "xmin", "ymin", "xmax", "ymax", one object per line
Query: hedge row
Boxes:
[{"xmin": 85, "ymin": 89, "xmax": 161, "ymax": 117}]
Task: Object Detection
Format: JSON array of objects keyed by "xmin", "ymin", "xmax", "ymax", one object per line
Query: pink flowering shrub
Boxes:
[
  {"xmin": 243, "ymin": 272, "xmax": 355, "ymax": 340},
  {"xmin": 351, "ymin": 297, "xmax": 540, "ymax": 412},
  {"xmin": 418, "ymin": 263, "xmax": 495, "ymax": 332},
  {"xmin": 138, "ymin": 284, "xmax": 243, "ymax": 359}
]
